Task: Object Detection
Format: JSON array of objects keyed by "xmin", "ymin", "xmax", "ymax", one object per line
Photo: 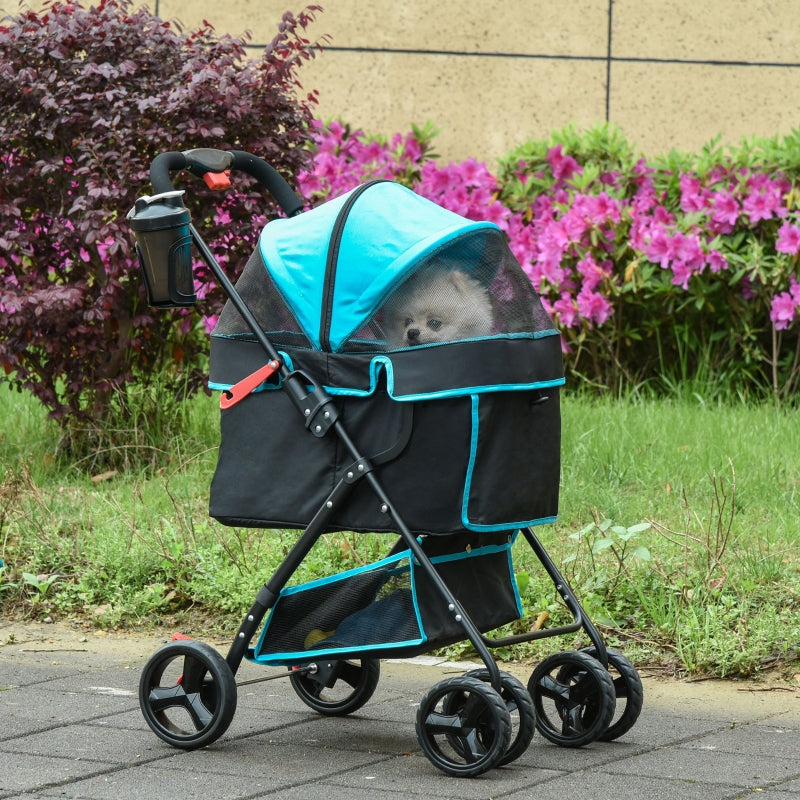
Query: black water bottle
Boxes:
[{"xmin": 127, "ymin": 190, "xmax": 196, "ymax": 307}]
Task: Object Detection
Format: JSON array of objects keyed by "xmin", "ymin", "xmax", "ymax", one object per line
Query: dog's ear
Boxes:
[
  {"xmin": 447, "ymin": 269, "xmax": 486, "ymax": 300},
  {"xmin": 447, "ymin": 269, "xmax": 472, "ymax": 297}
]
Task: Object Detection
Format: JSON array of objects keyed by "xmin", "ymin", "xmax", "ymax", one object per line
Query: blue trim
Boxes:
[
  {"xmin": 425, "ymin": 540, "xmax": 514, "ymax": 565},
  {"xmin": 321, "ymin": 351, "xmax": 565, "ymax": 401},
  {"xmin": 248, "ymin": 636, "xmax": 427, "ymax": 666},
  {"xmin": 507, "ymin": 537, "xmax": 524, "ymax": 618},
  {"xmin": 209, "ymin": 351, "xmax": 295, "ymax": 395},
  {"xmin": 274, "ymin": 549, "xmax": 408, "ymax": 598},
  {"xmin": 211, "ymin": 330, "xmax": 301, "ymax": 342},
  {"xmin": 208, "ymin": 351, "xmax": 565, "ymax": 399},
  {"xmin": 408, "ymin": 562, "xmax": 426, "ymax": 644},
  {"xmin": 207, "ymin": 379, "xmax": 282, "ymax": 394},
  {"xmin": 465, "ymin": 515, "xmax": 559, "ymax": 532}
]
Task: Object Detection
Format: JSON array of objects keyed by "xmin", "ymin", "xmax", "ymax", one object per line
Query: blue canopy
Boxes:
[{"xmin": 259, "ymin": 182, "xmax": 498, "ymax": 352}]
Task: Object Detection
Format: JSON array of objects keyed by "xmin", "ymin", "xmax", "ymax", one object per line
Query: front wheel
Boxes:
[
  {"xmin": 453, "ymin": 668, "xmax": 535, "ymax": 765},
  {"xmin": 416, "ymin": 675, "xmax": 511, "ymax": 777},
  {"xmin": 580, "ymin": 646, "xmax": 644, "ymax": 741},
  {"xmin": 139, "ymin": 640, "xmax": 237, "ymax": 749}
]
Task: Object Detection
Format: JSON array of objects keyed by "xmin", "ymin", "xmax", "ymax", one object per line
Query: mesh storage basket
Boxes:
[{"xmin": 251, "ymin": 532, "xmax": 522, "ymax": 665}]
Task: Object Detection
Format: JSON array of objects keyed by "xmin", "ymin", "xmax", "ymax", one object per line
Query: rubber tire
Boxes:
[
  {"xmin": 416, "ymin": 675, "xmax": 512, "ymax": 778},
  {"xmin": 528, "ymin": 650, "xmax": 616, "ymax": 748},
  {"xmin": 139, "ymin": 640, "xmax": 237, "ymax": 749},
  {"xmin": 289, "ymin": 658, "xmax": 380, "ymax": 716},
  {"xmin": 579, "ymin": 646, "xmax": 644, "ymax": 741},
  {"xmin": 451, "ymin": 668, "xmax": 535, "ymax": 765}
]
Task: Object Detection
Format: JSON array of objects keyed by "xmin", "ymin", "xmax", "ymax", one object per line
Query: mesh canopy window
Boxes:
[
  {"xmin": 212, "ymin": 248, "xmax": 312, "ymax": 350},
  {"xmin": 369, "ymin": 229, "xmax": 552, "ymax": 353}
]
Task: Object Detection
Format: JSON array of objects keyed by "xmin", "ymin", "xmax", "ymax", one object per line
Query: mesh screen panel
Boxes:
[
  {"xmin": 214, "ymin": 228, "xmax": 554, "ymax": 354},
  {"xmin": 213, "ymin": 248, "xmax": 311, "ymax": 349},
  {"xmin": 256, "ymin": 555, "xmax": 421, "ymax": 657},
  {"xmin": 345, "ymin": 228, "xmax": 553, "ymax": 352}
]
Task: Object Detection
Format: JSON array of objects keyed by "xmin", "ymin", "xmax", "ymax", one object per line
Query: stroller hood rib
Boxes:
[{"xmin": 259, "ymin": 181, "xmax": 499, "ymax": 352}]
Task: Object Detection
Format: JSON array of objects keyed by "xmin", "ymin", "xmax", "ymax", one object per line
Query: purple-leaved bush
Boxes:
[{"xmin": 0, "ymin": 0, "xmax": 323, "ymax": 457}]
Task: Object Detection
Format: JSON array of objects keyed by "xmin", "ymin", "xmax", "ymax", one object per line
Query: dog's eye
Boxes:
[
  {"xmin": 427, "ymin": 319, "xmax": 442, "ymax": 332},
  {"xmin": 404, "ymin": 317, "xmax": 414, "ymax": 327}
]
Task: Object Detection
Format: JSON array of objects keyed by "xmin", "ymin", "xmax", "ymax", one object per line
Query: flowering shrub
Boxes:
[
  {"xmin": 298, "ymin": 121, "xmax": 800, "ymax": 399},
  {"xmin": 0, "ymin": 0, "xmax": 322, "ymax": 459}
]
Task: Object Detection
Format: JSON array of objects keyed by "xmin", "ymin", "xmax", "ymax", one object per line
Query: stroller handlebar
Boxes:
[{"xmin": 149, "ymin": 148, "xmax": 304, "ymax": 217}]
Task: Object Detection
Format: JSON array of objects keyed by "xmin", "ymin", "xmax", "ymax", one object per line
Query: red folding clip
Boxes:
[
  {"xmin": 203, "ymin": 170, "xmax": 232, "ymax": 190},
  {"xmin": 220, "ymin": 359, "xmax": 281, "ymax": 410}
]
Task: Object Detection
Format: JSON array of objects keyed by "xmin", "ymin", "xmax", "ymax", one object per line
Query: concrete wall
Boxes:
[{"xmin": 5, "ymin": 1, "xmax": 800, "ymax": 163}]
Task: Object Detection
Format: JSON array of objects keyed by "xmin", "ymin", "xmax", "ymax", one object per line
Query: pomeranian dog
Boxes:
[{"xmin": 384, "ymin": 267, "xmax": 494, "ymax": 349}]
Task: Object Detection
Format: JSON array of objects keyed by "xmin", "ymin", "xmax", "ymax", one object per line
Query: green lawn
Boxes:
[{"xmin": 2, "ymin": 381, "xmax": 799, "ymax": 678}]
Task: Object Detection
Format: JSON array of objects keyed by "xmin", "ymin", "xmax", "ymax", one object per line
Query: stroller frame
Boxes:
[{"xmin": 132, "ymin": 149, "xmax": 642, "ymax": 778}]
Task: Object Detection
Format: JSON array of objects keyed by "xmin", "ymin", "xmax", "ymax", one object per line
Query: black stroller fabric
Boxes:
[{"xmin": 208, "ymin": 181, "xmax": 564, "ymax": 535}]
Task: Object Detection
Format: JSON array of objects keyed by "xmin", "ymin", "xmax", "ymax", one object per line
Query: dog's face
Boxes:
[{"xmin": 384, "ymin": 268, "xmax": 493, "ymax": 349}]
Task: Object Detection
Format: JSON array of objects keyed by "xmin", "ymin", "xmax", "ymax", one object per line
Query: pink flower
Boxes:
[
  {"xmin": 706, "ymin": 249, "xmax": 728, "ymax": 273},
  {"xmin": 770, "ymin": 291, "xmax": 798, "ymax": 330},
  {"xmin": 401, "ymin": 134, "xmax": 423, "ymax": 164},
  {"xmin": 680, "ymin": 173, "xmax": 709, "ymax": 213},
  {"xmin": 674, "ymin": 231, "xmax": 705, "ymax": 270},
  {"xmin": 743, "ymin": 184, "xmax": 782, "ymax": 223},
  {"xmin": 576, "ymin": 288, "xmax": 612, "ymax": 326},
  {"xmin": 670, "ymin": 261, "xmax": 694, "ymax": 290},
  {"xmin": 553, "ymin": 293, "xmax": 578, "ymax": 328},
  {"xmin": 710, "ymin": 191, "xmax": 740, "ymax": 230},
  {"xmin": 576, "ymin": 254, "xmax": 606, "ymax": 291},
  {"xmin": 547, "ymin": 145, "xmax": 581, "ymax": 183},
  {"xmin": 645, "ymin": 226, "xmax": 672, "ymax": 268},
  {"xmin": 776, "ymin": 221, "xmax": 800, "ymax": 255}
]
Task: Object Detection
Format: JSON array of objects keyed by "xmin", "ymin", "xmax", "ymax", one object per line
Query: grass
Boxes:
[{"xmin": 2, "ymin": 379, "xmax": 800, "ymax": 679}]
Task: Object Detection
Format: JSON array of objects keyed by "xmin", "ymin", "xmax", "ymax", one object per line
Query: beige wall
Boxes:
[{"xmin": 4, "ymin": 0, "xmax": 800, "ymax": 163}]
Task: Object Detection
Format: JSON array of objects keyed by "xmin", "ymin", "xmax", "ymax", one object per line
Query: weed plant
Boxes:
[{"xmin": 1, "ymin": 381, "xmax": 799, "ymax": 679}]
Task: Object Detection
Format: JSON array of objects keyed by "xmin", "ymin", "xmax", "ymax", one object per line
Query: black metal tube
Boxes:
[{"xmin": 519, "ymin": 526, "xmax": 608, "ymax": 665}]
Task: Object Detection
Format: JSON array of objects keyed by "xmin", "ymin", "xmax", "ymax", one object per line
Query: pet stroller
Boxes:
[{"xmin": 129, "ymin": 148, "xmax": 643, "ymax": 777}]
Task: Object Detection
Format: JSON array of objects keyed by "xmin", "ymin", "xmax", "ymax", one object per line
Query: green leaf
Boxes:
[
  {"xmin": 627, "ymin": 523, "xmax": 652, "ymax": 535},
  {"xmin": 591, "ymin": 537, "xmax": 615, "ymax": 554}
]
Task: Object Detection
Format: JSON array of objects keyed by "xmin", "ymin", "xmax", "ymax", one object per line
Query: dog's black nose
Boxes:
[{"xmin": 407, "ymin": 328, "xmax": 420, "ymax": 343}]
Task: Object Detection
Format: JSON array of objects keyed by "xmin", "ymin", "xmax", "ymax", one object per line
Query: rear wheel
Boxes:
[
  {"xmin": 139, "ymin": 640, "xmax": 237, "ymax": 749},
  {"xmin": 527, "ymin": 650, "xmax": 615, "ymax": 748},
  {"xmin": 579, "ymin": 646, "xmax": 644, "ymax": 741},
  {"xmin": 289, "ymin": 658, "xmax": 380, "ymax": 716}
]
